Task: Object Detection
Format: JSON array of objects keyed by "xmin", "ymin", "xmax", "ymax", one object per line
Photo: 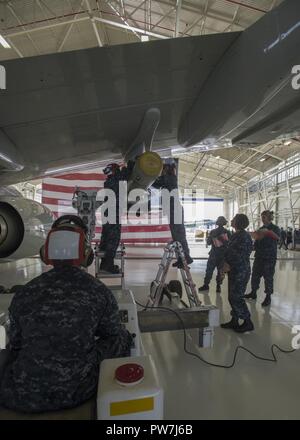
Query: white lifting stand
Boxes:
[{"xmin": 94, "ymin": 244, "xmax": 125, "ymax": 290}]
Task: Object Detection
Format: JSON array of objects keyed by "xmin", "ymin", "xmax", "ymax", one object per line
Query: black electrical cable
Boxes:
[{"xmin": 136, "ymin": 300, "xmax": 296, "ymax": 369}]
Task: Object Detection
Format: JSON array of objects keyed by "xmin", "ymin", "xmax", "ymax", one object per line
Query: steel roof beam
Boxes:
[
  {"xmin": 174, "ymin": 0, "xmax": 182, "ymax": 37},
  {"xmin": 85, "ymin": 0, "xmax": 103, "ymax": 46},
  {"xmin": 6, "ymin": 1, "xmax": 41, "ymax": 54},
  {"xmin": 57, "ymin": 0, "xmax": 86, "ymax": 52}
]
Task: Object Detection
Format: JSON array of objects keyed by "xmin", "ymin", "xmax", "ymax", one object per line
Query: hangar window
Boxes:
[{"xmin": 277, "ymin": 172, "xmax": 285, "ymax": 184}]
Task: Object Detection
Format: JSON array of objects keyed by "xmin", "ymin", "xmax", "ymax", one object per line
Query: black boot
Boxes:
[
  {"xmin": 173, "ymin": 255, "xmax": 193, "ymax": 268},
  {"xmin": 244, "ymin": 291, "xmax": 257, "ymax": 300},
  {"xmin": 198, "ymin": 284, "xmax": 209, "ymax": 293},
  {"xmin": 234, "ymin": 318, "xmax": 254, "ymax": 333},
  {"xmin": 262, "ymin": 294, "xmax": 271, "ymax": 307},
  {"xmin": 221, "ymin": 318, "xmax": 239, "ymax": 330},
  {"xmin": 100, "ymin": 257, "xmax": 120, "ymax": 274},
  {"xmin": 185, "ymin": 255, "xmax": 194, "ymax": 265},
  {"xmin": 216, "ymin": 284, "xmax": 221, "ymax": 294},
  {"xmin": 172, "ymin": 258, "xmax": 183, "ymax": 268}
]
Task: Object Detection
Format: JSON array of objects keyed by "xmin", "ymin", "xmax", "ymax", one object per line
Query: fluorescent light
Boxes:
[
  {"xmin": 284, "ymin": 140, "xmax": 292, "ymax": 146},
  {"xmin": 45, "ymin": 160, "xmax": 108, "ymax": 175},
  {"xmin": 0, "ymin": 152, "xmax": 13, "ymax": 164},
  {"xmin": 0, "ymin": 34, "xmax": 11, "ymax": 49},
  {"xmin": 292, "ymin": 188, "xmax": 300, "ymax": 193},
  {"xmin": 216, "ymin": 156, "xmax": 220, "ymax": 159},
  {"xmin": 260, "ymin": 158, "xmax": 266, "ymax": 162}
]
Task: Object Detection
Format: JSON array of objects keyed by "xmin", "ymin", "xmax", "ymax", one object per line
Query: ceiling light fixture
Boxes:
[
  {"xmin": 0, "ymin": 34, "xmax": 11, "ymax": 49},
  {"xmin": 283, "ymin": 140, "xmax": 292, "ymax": 146}
]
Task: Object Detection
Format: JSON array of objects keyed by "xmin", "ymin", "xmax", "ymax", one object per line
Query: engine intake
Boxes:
[{"xmin": 0, "ymin": 202, "xmax": 24, "ymax": 258}]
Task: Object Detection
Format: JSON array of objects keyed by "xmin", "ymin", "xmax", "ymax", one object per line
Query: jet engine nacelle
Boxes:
[
  {"xmin": 127, "ymin": 152, "xmax": 163, "ymax": 193},
  {"xmin": 0, "ymin": 196, "xmax": 54, "ymax": 260}
]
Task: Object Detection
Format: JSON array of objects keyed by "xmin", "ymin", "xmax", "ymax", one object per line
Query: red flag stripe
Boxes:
[{"xmin": 53, "ymin": 173, "xmax": 106, "ymax": 181}]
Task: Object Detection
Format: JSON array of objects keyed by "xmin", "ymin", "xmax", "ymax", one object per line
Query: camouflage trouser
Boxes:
[
  {"xmin": 99, "ymin": 222, "xmax": 121, "ymax": 259},
  {"xmin": 204, "ymin": 252, "xmax": 225, "ymax": 286},
  {"xmin": 251, "ymin": 258, "xmax": 276, "ymax": 295},
  {"xmin": 169, "ymin": 223, "xmax": 191, "ymax": 259},
  {"xmin": 279, "ymin": 239, "xmax": 288, "ymax": 250},
  {"xmin": 228, "ymin": 270, "xmax": 251, "ymax": 320},
  {"xmin": 0, "ymin": 350, "xmax": 9, "ymax": 383}
]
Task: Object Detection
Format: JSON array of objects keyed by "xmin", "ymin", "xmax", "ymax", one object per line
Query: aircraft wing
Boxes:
[
  {"xmin": 0, "ymin": 32, "xmax": 240, "ymax": 186},
  {"xmin": 0, "ymin": 0, "xmax": 299, "ymax": 187}
]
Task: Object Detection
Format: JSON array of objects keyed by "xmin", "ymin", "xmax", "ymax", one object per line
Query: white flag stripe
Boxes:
[
  {"xmin": 42, "ymin": 191, "xmax": 78, "ymax": 201},
  {"xmin": 43, "ymin": 178, "xmax": 105, "ymax": 188},
  {"xmin": 120, "ymin": 231, "xmax": 172, "ymax": 239},
  {"xmin": 47, "ymin": 205, "xmax": 76, "ymax": 214}
]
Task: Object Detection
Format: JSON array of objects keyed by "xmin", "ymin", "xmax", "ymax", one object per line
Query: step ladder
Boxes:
[
  {"xmin": 147, "ymin": 241, "xmax": 201, "ymax": 308},
  {"xmin": 94, "ymin": 244, "xmax": 125, "ymax": 290}
]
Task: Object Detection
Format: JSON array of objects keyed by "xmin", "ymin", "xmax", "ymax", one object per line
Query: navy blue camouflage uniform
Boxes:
[
  {"xmin": 251, "ymin": 223, "xmax": 280, "ymax": 296},
  {"xmin": 152, "ymin": 174, "xmax": 191, "ymax": 260},
  {"xmin": 225, "ymin": 231, "xmax": 253, "ymax": 320},
  {"xmin": 204, "ymin": 226, "xmax": 230, "ymax": 287},
  {"xmin": 99, "ymin": 167, "xmax": 130, "ymax": 259},
  {"xmin": 0, "ymin": 265, "xmax": 132, "ymax": 413}
]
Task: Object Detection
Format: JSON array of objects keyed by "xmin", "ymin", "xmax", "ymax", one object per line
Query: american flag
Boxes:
[{"xmin": 42, "ymin": 167, "xmax": 172, "ymax": 244}]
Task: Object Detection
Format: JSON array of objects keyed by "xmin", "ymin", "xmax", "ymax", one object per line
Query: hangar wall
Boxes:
[{"xmin": 224, "ymin": 162, "xmax": 300, "ymax": 230}]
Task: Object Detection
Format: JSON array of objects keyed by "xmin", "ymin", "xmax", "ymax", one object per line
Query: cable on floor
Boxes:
[{"xmin": 136, "ymin": 300, "xmax": 296, "ymax": 369}]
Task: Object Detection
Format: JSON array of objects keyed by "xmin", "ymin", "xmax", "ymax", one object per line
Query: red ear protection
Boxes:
[{"xmin": 40, "ymin": 216, "xmax": 94, "ymax": 267}]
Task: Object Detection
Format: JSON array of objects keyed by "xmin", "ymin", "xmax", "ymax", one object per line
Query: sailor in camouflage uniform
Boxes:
[
  {"xmin": 152, "ymin": 162, "xmax": 193, "ymax": 268},
  {"xmin": 245, "ymin": 210, "xmax": 280, "ymax": 307},
  {"xmin": 0, "ymin": 216, "xmax": 132, "ymax": 413},
  {"xmin": 198, "ymin": 216, "xmax": 230, "ymax": 294},
  {"xmin": 221, "ymin": 214, "xmax": 254, "ymax": 333},
  {"xmin": 99, "ymin": 163, "xmax": 133, "ymax": 274}
]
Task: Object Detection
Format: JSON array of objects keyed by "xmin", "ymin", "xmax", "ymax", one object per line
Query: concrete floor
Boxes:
[{"xmin": 0, "ymin": 245, "xmax": 300, "ymax": 420}]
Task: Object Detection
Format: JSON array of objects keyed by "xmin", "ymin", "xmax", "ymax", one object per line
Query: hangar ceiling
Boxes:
[
  {"xmin": 0, "ymin": 0, "xmax": 285, "ymax": 60},
  {"xmin": 1, "ymin": 0, "xmax": 295, "ymax": 198}
]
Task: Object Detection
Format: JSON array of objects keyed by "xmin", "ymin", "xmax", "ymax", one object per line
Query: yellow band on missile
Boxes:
[{"xmin": 138, "ymin": 152, "xmax": 163, "ymax": 177}]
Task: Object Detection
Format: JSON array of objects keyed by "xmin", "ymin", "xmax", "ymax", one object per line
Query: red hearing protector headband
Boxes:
[
  {"xmin": 43, "ymin": 225, "xmax": 87, "ymax": 266},
  {"xmin": 41, "ymin": 215, "xmax": 94, "ymax": 267}
]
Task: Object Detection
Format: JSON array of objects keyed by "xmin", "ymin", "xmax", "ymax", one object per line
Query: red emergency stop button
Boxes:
[{"xmin": 115, "ymin": 363, "xmax": 144, "ymax": 385}]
